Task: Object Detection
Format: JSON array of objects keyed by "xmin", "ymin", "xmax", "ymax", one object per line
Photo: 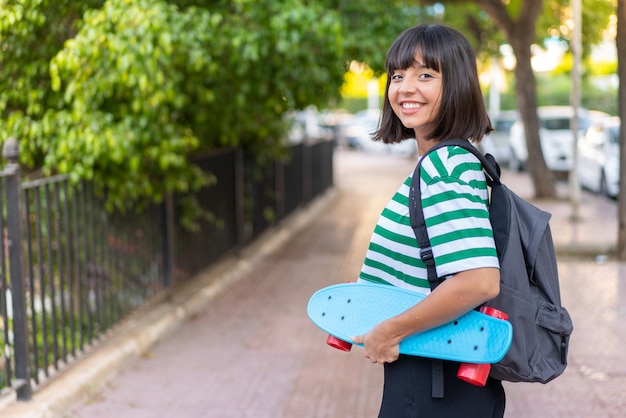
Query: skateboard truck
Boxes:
[{"xmin": 457, "ymin": 306, "xmax": 508, "ymax": 386}]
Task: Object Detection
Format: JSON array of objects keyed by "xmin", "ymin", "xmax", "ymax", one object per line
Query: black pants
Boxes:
[{"xmin": 378, "ymin": 355, "xmax": 506, "ymax": 418}]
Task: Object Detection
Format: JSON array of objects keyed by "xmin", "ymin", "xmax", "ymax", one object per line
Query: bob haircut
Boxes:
[{"xmin": 374, "ymin": 24, "xmax": 493, "ymax": 144}]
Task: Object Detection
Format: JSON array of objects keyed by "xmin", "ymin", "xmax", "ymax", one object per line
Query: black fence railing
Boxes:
[{"xmin": 0, "ymin": 138, "xmax": 334, "ymax": 401}]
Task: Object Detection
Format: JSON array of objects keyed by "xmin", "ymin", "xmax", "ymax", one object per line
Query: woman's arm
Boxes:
[{"xmin": 351, "ymin": 267, "xmax": 500, "ymax": 364}]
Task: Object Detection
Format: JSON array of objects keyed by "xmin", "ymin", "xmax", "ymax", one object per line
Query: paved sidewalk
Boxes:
[{"xmin": 1, "ymin": 148, "xmax": 623, "ymax": 417}]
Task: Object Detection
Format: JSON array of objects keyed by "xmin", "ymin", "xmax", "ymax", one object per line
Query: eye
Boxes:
[{"xmin": 391, "ymin": 73, "xmax": 403, "ymax": 81}]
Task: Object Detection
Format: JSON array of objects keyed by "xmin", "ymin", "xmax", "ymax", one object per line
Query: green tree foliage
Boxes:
[
  {"xmin": 537, "ymin": 0, "xmax": 614, "ymax": 57},
  {"xmin": 318, "ymin": 0, "xmax": 424, "ymax": 74},
  {"xmin": 1, "ymin": 0, "xmax": 345, "ymax": 211},
  {"xmin": 0, "ymin": 0, "xmax": 106, "ymax": 169},
  {"xmin": 48, "ymin": 0, "xmax": 219, "ymax": 207}
]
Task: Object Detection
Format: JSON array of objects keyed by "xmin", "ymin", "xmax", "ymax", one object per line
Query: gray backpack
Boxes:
[{"xmin": 409, "ymin": 139, "xmax": 573, "ymax": 385}]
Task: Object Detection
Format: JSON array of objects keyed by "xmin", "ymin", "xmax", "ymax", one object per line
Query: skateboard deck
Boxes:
[{"xmin": 307, "ymin": 283, "xmax": 513, "ymax": 364}]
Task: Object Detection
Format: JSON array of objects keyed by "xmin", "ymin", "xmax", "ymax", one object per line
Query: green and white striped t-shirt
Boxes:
[{"xmin": 357, "ymin": 145, "xmax": 499, "ymax": 295}]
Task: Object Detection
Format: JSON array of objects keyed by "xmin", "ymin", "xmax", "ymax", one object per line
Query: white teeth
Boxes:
[{"xmin": 402, "ymin": 103, "xmax": 421, "ymax": 109}]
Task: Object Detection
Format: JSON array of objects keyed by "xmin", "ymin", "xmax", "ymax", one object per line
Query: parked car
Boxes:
[
  {"xmin": 507, "ymin": 106, "xmax": 611, "ymax": 172},
  {"xmin": 480, "ymin": 110, "xmax": 519, "ymax": 164},
  {"xmin": 284, "ymin": 106, "xmax": 334, "ymax": 144},
  {"xmin": 338, "ymin": 109, "xmax": 417, "ymax": 156},
  {"xmin": 338, "ymin": 109, "xmax": 380, "ymax": 149},
  {"xmin": 577, "ymin": 116, "xmax": 620, "ymax": 198}
]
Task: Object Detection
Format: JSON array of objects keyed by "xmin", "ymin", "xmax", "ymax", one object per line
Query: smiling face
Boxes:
[
  {"xmin": 374, "ymin": 24, "xmax": 492, "ymax": 146},
  {"xmin": 387, "ymin": 53, "xmax": 442, "ymax": 140}
]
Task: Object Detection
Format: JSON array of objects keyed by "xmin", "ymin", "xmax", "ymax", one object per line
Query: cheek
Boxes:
[
  {"xmin": 387, "ymin": 86, "xmax": 400, "ymax": 110},
  {"xmin": 387, "ymin": 85, "xmax": 398, "ymax": 101}
]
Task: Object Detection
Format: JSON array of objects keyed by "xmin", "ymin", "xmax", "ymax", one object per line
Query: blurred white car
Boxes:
[
  {"xmin": 284, "ymin": 106, "xmax": 334, "ymax": 144},
  {"xmin": 508, "ymin": 106, "xmax": 611, "ymax": 172},
  {"xmin": 338, "ymin": 109, "xmax": 417, "ymax": 156},
  {"xmin": 577, "ymin": 116, "xmax": 620, "ymax": 198},
  {"xmin": 480, "ymin": 111, "xmax": 518, "ymax": 164},
  {"xmin": 339, "ymin": 109, "xmax": 380, "ymax": 150}
]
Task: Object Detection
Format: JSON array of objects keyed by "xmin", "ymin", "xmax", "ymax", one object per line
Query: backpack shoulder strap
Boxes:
[
  {"xmin": 408, "ymin": 152, "xmax": 439, "ymax": 291},
  {"xmin": 408, "ymin": 139, "xmax": 498, "ymax": 399},
  {"xmin": 439, "ymin": 139, "xmax": 502, "ymax": 185}
]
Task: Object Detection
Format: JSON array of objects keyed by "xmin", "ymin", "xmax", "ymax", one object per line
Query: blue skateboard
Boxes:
[{"xmin": 307, "ymin": 283, "xmax": 513, "ymax": 364}]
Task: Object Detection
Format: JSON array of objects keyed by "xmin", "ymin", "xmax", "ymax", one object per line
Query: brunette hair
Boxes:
[{"xmin": 374, "ymin": 24, "xmax": 492, "ymax": 144}]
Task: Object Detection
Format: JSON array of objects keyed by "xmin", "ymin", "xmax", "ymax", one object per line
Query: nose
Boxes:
[{"xmin": 398, "ymin": 76, "xmax": 417, "ymax": 94}]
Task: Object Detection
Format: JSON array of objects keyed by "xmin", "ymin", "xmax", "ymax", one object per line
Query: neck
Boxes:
[{"xmin": 416, "ymin": 137, "xmax": 436, "ymax": 156}]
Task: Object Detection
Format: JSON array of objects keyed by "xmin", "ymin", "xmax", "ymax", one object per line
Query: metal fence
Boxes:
[{"xmin": 0, "ymin": 137, "xmax": 334, "ymax": 401}]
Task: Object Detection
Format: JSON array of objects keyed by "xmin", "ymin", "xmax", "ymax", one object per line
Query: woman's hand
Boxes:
[{"xmin": 351, "ymin": 321, "xmax": 401, "ymax": 364}]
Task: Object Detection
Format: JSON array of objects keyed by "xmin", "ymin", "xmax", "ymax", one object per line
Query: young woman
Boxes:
[{"xmin": 350, "ymin": 24, "xmax": 505, "ymax": 417}]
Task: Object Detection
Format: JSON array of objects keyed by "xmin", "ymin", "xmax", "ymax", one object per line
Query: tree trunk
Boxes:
[
  {"xmin": 509, "ymin": 39, "xmax": 557, "ymax": 199},
  {"xmin": 616, "ymin": 0, "xmax": 626, "ymax": 259},
  {"xmin": 476, "ymin": 0, "xmax": 557, "ymax": 199}
]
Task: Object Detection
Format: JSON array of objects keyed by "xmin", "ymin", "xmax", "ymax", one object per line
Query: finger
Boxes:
[{"xmin": 351, "ymin": 335, "xmax": 364, "ymax": 344}]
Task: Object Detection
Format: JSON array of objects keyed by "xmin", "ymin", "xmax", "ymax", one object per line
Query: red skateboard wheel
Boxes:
[
  {"xmin": 479, "ymin": 306, "xmax": 508, "ymax": 320},
  {"xmin": 326, "ymin": 334, "xmax": 352, "ymax": 351},
  {"xmin": 457, "ymin": 362, "xmax": 491, "ymax": 386},
  {"xmin": 457, "ymin": 306, "xmax": 508, "ymax": 386}
]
